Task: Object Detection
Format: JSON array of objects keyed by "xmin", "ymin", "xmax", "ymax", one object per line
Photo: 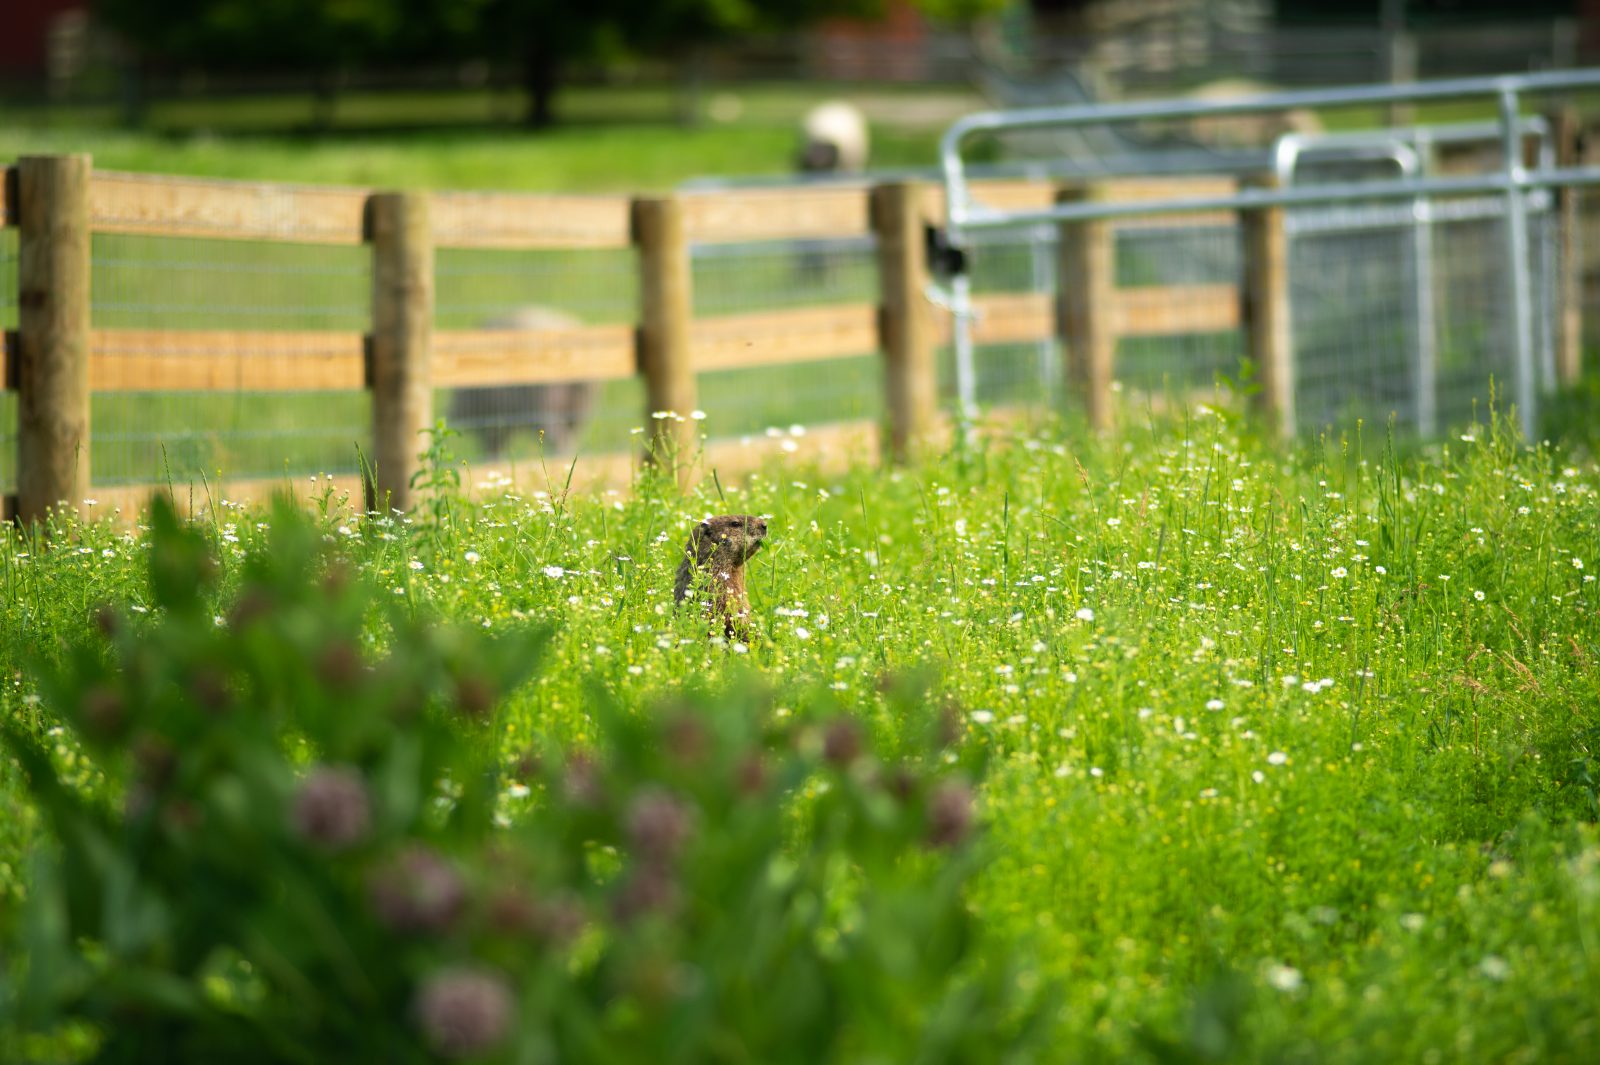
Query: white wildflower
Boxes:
[{"xmin": 1266, "ymin": 965, "xmax": 1304, "ymax": 992}]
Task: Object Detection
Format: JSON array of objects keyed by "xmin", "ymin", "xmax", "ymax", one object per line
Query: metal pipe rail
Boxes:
[
  {"xmin": 946, "ymin": 166, "xmax": 1600, "ymax": 233},
  {"xmin": 1271, "ymin": 116, "xmax": 1550, "ymax": 186},
  {"xmin": 940, "ymin": 70, "xmax": 1600, "ymax": 237}
]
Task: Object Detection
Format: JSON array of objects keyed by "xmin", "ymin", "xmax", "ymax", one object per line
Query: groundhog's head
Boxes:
[
  {"xmin": 675, "ymin": 515, "xmax": 769, "ymax": 607},
  {"xmin": 689, "ymin": 514, "xmax": 768, "ymax": 566}
]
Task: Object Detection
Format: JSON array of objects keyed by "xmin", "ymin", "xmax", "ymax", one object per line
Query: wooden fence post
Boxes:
[
  {"xmin": 366, "ymin": 191, "xmax": 433, "ymax": 512},
  {"xmin": 1552, "ymin": 106, "xmax": 1583, "ymax": 387},
  {"xmin": 1241, "ymin": 175, "xmax": 1294, "ymax": 437},
  {"xmin": 871, "ymin": 181, "xmax": 936, "ymax": 461},
  {"xmin": 632, "ymin": 195, "xmax": 697, "ymax": 484},
  {"xmin": 1055, "ymin": 184, "xmax": 1115, "ymax": 431},
  {"xmin": 16, "ymin": 154, "xmax": 92, "ymax": 524}
]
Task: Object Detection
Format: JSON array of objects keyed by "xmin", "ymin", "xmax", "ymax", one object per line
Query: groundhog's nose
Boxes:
[{"xmin": 754, "ymin": 518, "xmax": 768, "ymax": 537}]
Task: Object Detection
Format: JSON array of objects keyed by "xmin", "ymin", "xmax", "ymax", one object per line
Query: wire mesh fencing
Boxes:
[
  {"xmin": 88, "ymin": 228, "xmax": 371, "ymax": 487},
  {"xmin": 958, "ymin": 184, "xmax": 1588, "ymax": 431},
  {"xmin": 942, "ymin": 213, "xmax": 1247, "ymax": 416},
  {"xmin": 933, "ymin": 188, "xmax": 1570, "ymax": 437},
  {"xmin": 957, "ymin": 225, "xmax": 1061, "ymax": 410},
  {"xmin": 435, "ymin": 245, "xmax": 641, "ymax": 469},
  {"xmin": 689, "ymin": 233, "xmax": 882, "ymax": 442},
  {"xmin": 1287, "ymin": 194, "xmax": 1560, "ymax": 435},
  {"xmin": 1113, "ymin": 218, "xmax": 1245, "ymax": 398}
]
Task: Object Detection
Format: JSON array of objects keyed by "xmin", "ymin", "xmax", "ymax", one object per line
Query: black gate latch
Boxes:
[{"xmin": 924, "ymin": 224, "xmax": 968, "ymax": 281}]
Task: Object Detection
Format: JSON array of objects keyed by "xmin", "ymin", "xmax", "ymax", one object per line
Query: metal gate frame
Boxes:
[
  {"xmin": 938, "ymin": 68, "xmax": 1600, "ymax": 437},
  {"xmin": 1275, "ymin": 117, "xmax": 1553, "ymax": 437}
]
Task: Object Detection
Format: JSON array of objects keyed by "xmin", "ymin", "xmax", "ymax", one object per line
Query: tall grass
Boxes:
[{"xmin": 2, "ymin": 401, "xmax": 1598, "ymax": 1061}]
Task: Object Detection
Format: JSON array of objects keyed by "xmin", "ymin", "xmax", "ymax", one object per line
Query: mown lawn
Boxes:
[
  {"xmin": 0, "ymin": 82, "xmax": 970, "ymax": 192},
  {"xmin": 2, "ymin": 400, "xmax": 1597, "ymax": 1061}
]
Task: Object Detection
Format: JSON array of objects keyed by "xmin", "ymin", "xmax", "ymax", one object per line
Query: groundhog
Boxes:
[{"xmin": 673, "ymin": 515, "xmax": 768, "ymax": 640}]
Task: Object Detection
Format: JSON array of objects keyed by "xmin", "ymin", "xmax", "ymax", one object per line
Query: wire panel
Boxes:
[
  {"xmin": 690, "ymin": 235, "xmax": 882, "ymax": 441},
  {"xmin": 1290, "ymin": 194, "xmax": 1557, "ymax": 434},
  {"xmin": 88, "ymin": 228, "xmax": 370, "ymax": 485},
  {"xmin": 435, "ymin": 245, "xmax": 639, "ymax": 463},
  {"xmin": 953, "ymin": 218, "xmax": 1247, "ymax": 408}
]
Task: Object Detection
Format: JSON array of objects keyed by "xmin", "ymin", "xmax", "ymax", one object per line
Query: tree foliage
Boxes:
[
  {"xmin": 92, "ymin": 0, "xmax": 908, "ymax": 73},
  {"xmin": 93, "ymin": 0, "xmax": 477, "ymax": 70}
]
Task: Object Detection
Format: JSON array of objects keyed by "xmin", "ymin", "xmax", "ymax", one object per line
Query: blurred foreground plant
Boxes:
[{"xmin": 1, "ymin": 497, "xmax": 1043, "ymax": 1063}]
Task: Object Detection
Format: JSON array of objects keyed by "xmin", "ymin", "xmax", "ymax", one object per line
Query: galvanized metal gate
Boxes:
[{"xmin": 938, "ymin": 69, "xmax": 1600, "ymax": 437}]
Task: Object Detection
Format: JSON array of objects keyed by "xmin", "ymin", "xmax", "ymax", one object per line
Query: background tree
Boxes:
[
  {"xmin": 92, "ymin": 0, "xmax": 480, "ymax": 124},
  {"xmin": 92, "ymin": 0, "xmax": 1020, "ymax": 130},
  {"xmin": 473, "ymin": 0, "xmax": 889, "ymax": 128}
]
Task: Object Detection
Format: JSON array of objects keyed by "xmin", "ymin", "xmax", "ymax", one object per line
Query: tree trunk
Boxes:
[
  {"xmin": 118, "ymin": 56, "xmax": 145, "ymax": 128},
  {"xmin": 311, "ymin": 69, "xmax": 340, "ymax": 132},
  {"xmin": 524, "ymin": 39, "xmax": 560, "ymax": 129}
]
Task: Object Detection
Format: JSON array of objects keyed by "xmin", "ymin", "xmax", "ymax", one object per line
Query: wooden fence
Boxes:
[{"xmin": 7, "ymin": 153, "xmax": 1562, "ymax": 523}]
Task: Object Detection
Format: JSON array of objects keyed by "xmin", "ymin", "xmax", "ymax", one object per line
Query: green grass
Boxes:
[
  {"xmin": 3, "ymin": 400, "xmax": 1598, "ymax": 1060},
  {"xmin": 0, "ymin": 83, "xmax": 971, "ymax": 192}
]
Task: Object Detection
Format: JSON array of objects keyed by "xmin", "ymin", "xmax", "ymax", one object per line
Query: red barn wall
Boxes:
[{"xmin": 0, "ymin": 0, "xmax": 86, "ymax": 74}]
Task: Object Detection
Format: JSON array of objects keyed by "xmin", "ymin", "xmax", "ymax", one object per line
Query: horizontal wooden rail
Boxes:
[
  {"xmin": 1098, "ymin": 176, "xmax": 1241, "ymax": 202},
  {"xmin": 941, "ymin": 177, "xmax": 1240, "ymax": 231},
  {"xmin": 433, "ymin": 324, "xmax": 636, "ymax": 386},
  {"xmin": 1098, "ymin": 177, "xmax": 1240, "ymax": 232},
  {"xmin": 89, "ymin": 329, "xmax": 367, "ymax": 391},
  {"xmin": 966, "ymin": 293, "xmax": 1053, "ymax": 346},
  {"xmin": 682, "ymin": 186, "xmax": 871, "ymax": 243},
  {"xmin": 690, "ymin": 304, "xmax": 878, "ymax": 371},
  {"xmin": 678, "ymin": 178, "xmax": 1240, "ymax": 245},
  {"xmin": 957, "ymin": 285, "xmax": 1241, "ymax": 347},
  {"xmin": 84, "ymin": 172, "xmax": 637, "ymax": 250},
  {"xmin": 90, "ymin": 171, "xmax": 370, "ymax": 244},
  {"xmin": 432, "ymin": 191, "xmax": 633, "ymax": 250},
  {"xmin": 6, "ymin": 288, "xmax": 1242, "ymax": 399},
  {"xmin": 1118, "ymin": 284, "xmax": 1241, "ymax": 336},
  {"xmin": 67, "ymin": 172, "xmax": 1246, "ymax": 248},
  {"xmin": 928, "ymin": 180, "xmax": 1053, "ymax": 218}
]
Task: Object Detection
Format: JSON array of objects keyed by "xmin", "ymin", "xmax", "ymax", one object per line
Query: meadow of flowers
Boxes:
[{"xmin": 2, "ymin": 402, "xmax": 1598, "ymax": 1062}]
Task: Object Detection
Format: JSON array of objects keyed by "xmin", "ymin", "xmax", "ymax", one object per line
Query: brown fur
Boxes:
[{"xmin": 673, "ymin": 514, "xmax": 768, "ymax": 640}]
